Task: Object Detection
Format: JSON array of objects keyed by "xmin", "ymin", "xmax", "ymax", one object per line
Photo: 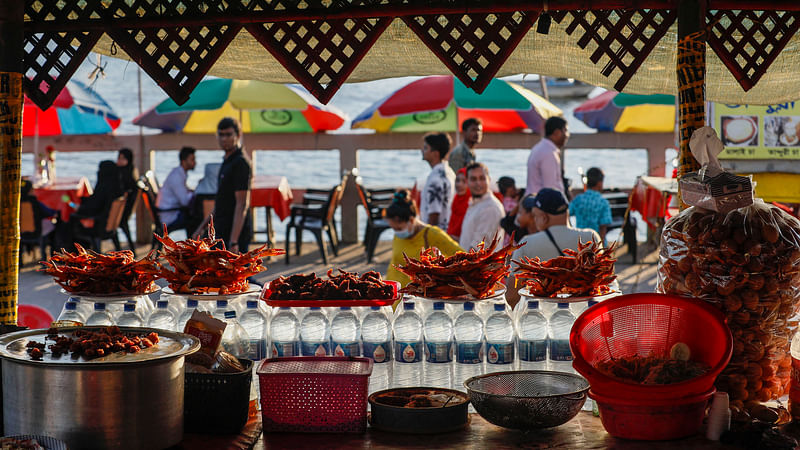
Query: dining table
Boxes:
[
  {"xmin": 250, "ymin": 175, "xmax": 293, "ymax": 247},
  {"xmin": 33, "ymin": 176, "xmax": 92, "ymax": 221}
]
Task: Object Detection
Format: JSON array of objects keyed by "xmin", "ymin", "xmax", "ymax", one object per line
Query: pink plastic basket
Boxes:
[{"xmin": 258, "ymin": 357, "xmax": 373, "ymax": 433}]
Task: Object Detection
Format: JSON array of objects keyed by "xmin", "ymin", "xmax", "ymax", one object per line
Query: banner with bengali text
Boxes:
[{"xmin": 715, "ymin": 102, "xmax": 800, "ymax": 159}]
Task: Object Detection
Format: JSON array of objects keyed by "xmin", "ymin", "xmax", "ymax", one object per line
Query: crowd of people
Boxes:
[{"xmin": 382, "ymin": 117, "xmax": 615, "ymax": 305}]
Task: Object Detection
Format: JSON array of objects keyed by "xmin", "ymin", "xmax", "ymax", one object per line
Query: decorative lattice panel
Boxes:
[
  {"xmin": 23, "ymin": 31, "xmax": 102, "ymax": 110},
  {"xmin": 246, "ymin": 15, "xmax": 391, "ymax": 104},
  {"xmin": 403, "ymin": 12, "xmax": 536, "ymax": 93},
  {"xmin": 24, "ymin": 0, "xmax": 104, "ymax": 25},
  {"xmin": 706, "ymin": 10, "xmax": 800, "ymax": 92},
  {"xmin": 555, "ymin": 9, "xmax": 677, "ymax": 91},
  {"xmin": 107, "ymin": 24, "xmax": 241, "ymax": 105}
]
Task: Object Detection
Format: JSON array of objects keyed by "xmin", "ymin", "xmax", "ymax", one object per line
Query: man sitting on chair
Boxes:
[{"xmin": 157, "ymin": 146, "xmax": 196, "ymax": 234}]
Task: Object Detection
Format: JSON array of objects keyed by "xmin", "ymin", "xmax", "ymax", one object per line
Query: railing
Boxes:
[{"xmin": 22, "ymin": 131, "xmax": 675, "ymax": 244}]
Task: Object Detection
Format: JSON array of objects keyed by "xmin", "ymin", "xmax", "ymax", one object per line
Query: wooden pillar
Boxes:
[
  {"xmin": 676, "ymin": 1, "xmax": 706, "ymax": 186},
  {"xmin": 135, "ymin": 146, "xmax": 154, "ymax": 244},
  {"xmin": 0, "ymin": 2, "xmax": 24, "ymax": 324},
  {"xmin": 339, "ymin": 146, "xmax": 360, "ymax": 244}
]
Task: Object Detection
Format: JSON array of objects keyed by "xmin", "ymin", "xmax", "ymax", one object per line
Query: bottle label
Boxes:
[
  {"xmin": 519, "ymin": 339, "xmax": 547, "ymax": 362},
  {"xmin": 363, "ymin": 341, "xmax": 391, "ymax": 363},
  {"xmin": 301, "ymin": 342, "xmax": 330, "ymax": 356},
  {"xmin": 332, "ymin": 342, "xmax": 360, "ymax": 357},
  {"xmin": 394, "ymin": 341, "xmax": 422, "ymax": 363},
  {"xmin": 487, "ymin": 342, "xmax": 514, "ymax": 364},
  {"xmin": 549, "ymin": 339, "xmax": 573, "ymax": 361},
  {"xmin": 456, "ymin": 342, "xmax": 483, "ymax": 364},
  {"xmin": 249, "ymin": 339, "xmax": 267, "ymax": 360},
  {"xmin": 271, "ymin": 341, "xmax": 299, "ymax": 357},
  {"xmin": 790, "ymin": 356, "xmax": 800, "ymax": 419},
  {"xmin": 426, "ymin": 342, "xmax": 453, "ymax": 363}
]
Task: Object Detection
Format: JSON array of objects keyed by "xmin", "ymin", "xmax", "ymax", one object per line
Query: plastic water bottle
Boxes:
[
  {"xmin": 71, "ymin": 297, "xmax": 93, "ymax": 319},
  {"xmin": 176, "ymin": 299, "xmax": 200, "ymax": 333},
  {"xmin": 548, "ymin": 303, "xmax": 575, "ymax": 373},
  {"xmin": 147, "ymin": 300, "xmax": 178, "ymax": 330},
  {"xmin": 117, "ymin": 303, "xmax": 144, "ymax": 327},
  {"xmin": 330, "ymin": 307, "xmax": 360, "ymax": 357},
  {"xmin": 57, "ymin": 301, "xmax": 84, "ymax": 325},
  {"xmin": 213, "ymin": 300, "xmax": 234, "ymax": 322},
  {"xmin": 423, "ymin": 302, "xmax": 453, "ymax": 389},
  {"xmin": 454, "ymin": 302, "xmax": 484, "ymax": 391},
  {"xmin": 269, "ymin": 307, "xmax": 300, "ymax": 357},
  {"xmin": 85, "ymin": 302, "xmax": 114, "ymax": 326},
  {"xmin": 361, "ymin": 306, "xmax": 393, "ymax": 394},
  {"xmin": 485, "ymin": 303, "xmax": 514, "ymax": 369},
  {"xmin": 518, "ymin": 300, "xmax": 548, "ymax": 370},
  {"xmin": 300, "ymin": 307, "xmax": 330, "ymax": 356},
  {"xmin": 240, "ymin": 300, "xmax": 268, "ymax": 360},
  {"xmin": 221, "ymin": 310, "xmax": 251, "ymax": 358},
  {"xmin": 393, "ymin": 302, "xmax": 423, "ymax": 388}
]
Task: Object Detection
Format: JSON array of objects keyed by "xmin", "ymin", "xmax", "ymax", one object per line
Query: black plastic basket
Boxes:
[{"xmin": 184, "ymin": 358, "xmax": 253, "ymax": 434}]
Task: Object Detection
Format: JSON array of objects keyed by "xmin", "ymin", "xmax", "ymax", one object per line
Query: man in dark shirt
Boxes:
[{"xmin": 193, "ymin": 117, "xmax": 252, "ymax": 252}]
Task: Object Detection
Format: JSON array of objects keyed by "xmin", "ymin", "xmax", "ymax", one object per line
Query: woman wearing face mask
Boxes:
[
  {"xmin": 384, "ymin": 190, "xmax": 462, "ymax": 287},
  {"xmin": 446, "ymin": 167, "xmax": 470, "ymax": 240}
]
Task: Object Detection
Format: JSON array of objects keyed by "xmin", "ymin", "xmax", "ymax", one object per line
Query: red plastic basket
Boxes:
[
  {"xmin": 570, "ymin": 293, "xmax": 732, "ymax": 400},
  {"xmin": 258, "ymin": 357, "xmax": 373, "ymax": 433}
]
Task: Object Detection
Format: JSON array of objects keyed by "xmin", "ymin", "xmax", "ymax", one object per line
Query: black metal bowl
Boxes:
[
  {"xmin": 369, "ymin": 387, "xmax": 470, "ymax": 434},
  {"xmin": 465, "ymin": 370, "xmax": 589, "ymax": 430}
]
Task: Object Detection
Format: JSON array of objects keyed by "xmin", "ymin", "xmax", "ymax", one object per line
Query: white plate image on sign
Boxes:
[{"xmin": 724, "ymin": 117, "xmax": 757, "ymax": 144}]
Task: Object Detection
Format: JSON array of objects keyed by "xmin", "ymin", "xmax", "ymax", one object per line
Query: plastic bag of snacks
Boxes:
[{"xmin": 657, "ymin": 128, "xmax": 800, "ymax": 414}]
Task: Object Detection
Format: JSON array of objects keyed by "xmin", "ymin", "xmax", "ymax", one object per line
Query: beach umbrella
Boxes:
[
  {"xmin": 23, "ymin": 80, "xmax": 122, "ymax": 136},
  {"xmin": 351, "ymin": 75, "xmax": 562, "ymax": 133},
  {"xmin": 133, "ymin": 78, "xmax": 346, "ymax": 133},
  {"xmin": 574, "ymin": 91, "xmax": 676, "ymax": 133}
]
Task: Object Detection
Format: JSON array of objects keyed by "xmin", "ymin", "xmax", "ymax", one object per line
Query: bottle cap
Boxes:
[
  {"xmin": 557, "ymin": 302, "xmax": 569, "ymax": 309},
  {"xmin": 124, "ymin": 303, "xmax": 136, "ymax": 312},
  {"xmin": 494, "ymin": 303, "xmax": 505, "ymax": 311},
  {"xmin": 157, "ymin": 300, "xmax": 169, "ymax": 308},
  {"xmin": 224, "ymin": 310, "xmax": 237, "ymax": 319},
  {"xmin": 463, "ymin": 302, "xmax": 474, "ymax": 311},
  {"xmin": 247, "ymin": 300, "xmax": 259, "ymax": 309},
  {"xmin": 280, "ymin": 307, "xmax": 291, "ymax": 310},
  {"xmin": 187, "ymin": 299, "xmax": 198, "ymax": 308},
  {"xmin": 528, "ymin": 300, "xmax": 539, "ymax": 309},
  {"xmin": 587, "ymin": 300, "xmax": 598, "ymax": 307},
  {"xmin": 340, "ymin": 306, "xmax": 351, "ymax": 311},
  {"xmin": 403, "ymin": 302, "xmax": 415, "ymax": 310},
  {"xmin": 216, "ymin": 300, "xmax": 228, "ymax": 308},
  {"xmin": 371, "ymin": 306, "xmax": 381, "ymax": 311},
  {"xmin": 433, "ymin": 302, "xmax": 445, "ymax": 310},
  {"xmin": 310, "ymin": 306, "xmax": 321, "ymax": 310},
  {"xmin": 94, "ymin": 303, "xmax": 106, "ymax": 311},
  {"xmin": 65, "ymin": 301, "xmax": 77, "ymax": 310}
]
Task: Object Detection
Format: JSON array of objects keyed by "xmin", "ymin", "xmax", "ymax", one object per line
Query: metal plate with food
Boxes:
[
  {"xmin": 518, "ymin": 288, "xmax": 620, "ymax": 304},
  {"xmin": 262, "ymin": 270, "xmax": 400, "ymax": 307},
  {"xmin": 369, "ymin": 387, "xmax": 470, "ymax": 434},
  {"xmin": 60, "ymin": 287, "xmax": 160, "ymax": 303},
  {"xmin": 0, "ymin": 435, "xmax": 68, "ymax": 450},
  {"xmin": 412, "ymin": 283, "xmax": 506, "ymax": 304},
  {"xmin": 0, "ymin": 326, "xmax": 199, "ymax": 366},
  {"xmin": 161, "ymin": 284, "xmax": 261, "ymax": 301}
]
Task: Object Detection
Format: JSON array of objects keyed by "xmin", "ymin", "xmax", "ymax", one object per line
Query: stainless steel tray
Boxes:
[{"xmin": 0, "ymin": 327, "xmax": 199, "ymax": 366}]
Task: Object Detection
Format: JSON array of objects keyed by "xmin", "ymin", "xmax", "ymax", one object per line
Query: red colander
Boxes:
[{"xmin": 570, "ymin": 293, "xmax": 732, "ymax": 400}]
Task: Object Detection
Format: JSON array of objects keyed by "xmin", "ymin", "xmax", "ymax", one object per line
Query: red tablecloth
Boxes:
[
  {"xmin": 250, "ymin": 175, "xmax": 292, "ymax": 220},
  {"xmin": 33, "ymin": 176, "xmax": 92, "ymax": 221},
  {"xmin": 630, "ymin": 176, "xmax": 677, "ymax": 230}
]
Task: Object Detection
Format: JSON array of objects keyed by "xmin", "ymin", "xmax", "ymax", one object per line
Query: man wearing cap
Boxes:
[
  {"xmin": 526, "ymin": 116, "xmax": 569, "ymax": 196},
  {"xmin": 459, "ymin": 162, "xmax": 505, "ymax": 250},
  {"xmin": 505, "ymin": 188, "xmax": 599, "ymax": 307}
]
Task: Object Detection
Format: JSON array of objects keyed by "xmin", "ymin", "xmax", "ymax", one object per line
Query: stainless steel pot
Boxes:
[{"xmin": 0, "ymin": 327, "xmax": 199, "ymax": 450}]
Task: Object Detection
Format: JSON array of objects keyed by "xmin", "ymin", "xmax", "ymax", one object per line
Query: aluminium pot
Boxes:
[{"xmin": 0, "ymin": 327, "xmax": 199, "ymax": 450}]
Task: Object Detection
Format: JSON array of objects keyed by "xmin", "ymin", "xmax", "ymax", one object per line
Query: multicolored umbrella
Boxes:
[
  {"xmin": 23, "ymin": 80, "xmax": 121, "ymax": 136},
  {"xmin": 574, "ymin": 91, "xmax": 676, "ymax": 133},
  {"xmin": 133, "ymin": 78, "xmax": 346, "ymax": 133},
  {"xmin": 351, "ymin": 75, "xmax": 562, "ymax": 133}
]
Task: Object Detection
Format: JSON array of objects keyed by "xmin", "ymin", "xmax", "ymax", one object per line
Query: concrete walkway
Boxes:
[{"xmin": 18, "ymin": 238, "xmax": 661, "ymax": 321}]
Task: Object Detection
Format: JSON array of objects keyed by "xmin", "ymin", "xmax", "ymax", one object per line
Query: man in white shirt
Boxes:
[
  {"xmin": 459, "ymin": 162, "xmax": 505, "ymax": 250},
  {"xmin": 527, "ymin": 116, "xmax": 569, "ymax": 196},
  {"xmin": 505, "ymin": 188, "xmax": 600, "ymax": 306},
  {"xmin": 420, "ymin": 132, "xmax": 456, "ymax": 230},
  {"xmin": 156, "ymin": 146, "xmax": 196, "ymax": 232}
]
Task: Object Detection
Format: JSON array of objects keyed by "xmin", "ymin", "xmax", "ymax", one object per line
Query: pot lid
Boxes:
[{"xmin": 0, "ymin": 327, "xmax": 200, "ymax": 367}]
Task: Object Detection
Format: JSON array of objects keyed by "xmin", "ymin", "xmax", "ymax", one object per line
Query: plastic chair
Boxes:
[
  {"xmin": 17, "ymin": 304, "xmax": 54, "ymax": 329},
  {"xmin": 138, "ymin": 172, "xmax": 187, "ymax": 248},
  {"xmin": 353, "ymin": 174, "xmax": 394, "ymax": 262},
  {"xmin": 71, "ymin": 193, "xmax": 128, "ymax": 252},
  {"xmin": 285, "ymin": 173, "xmax": 348, "ymax": 264}
]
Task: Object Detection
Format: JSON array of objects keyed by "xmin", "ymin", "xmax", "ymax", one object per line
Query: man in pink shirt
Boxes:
[{"xmin": 526, "ymin": 116, "xmax": 569, "ymax": 196}]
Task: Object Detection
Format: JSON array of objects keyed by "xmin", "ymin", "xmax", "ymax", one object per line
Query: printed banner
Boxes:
[
  {"xmin": 716, "ymin": 102, "xmax": 800, "ymax": 159},
  {"xmin": 0, "ymin": 71, "xmax": 22, "ymax": 324}
]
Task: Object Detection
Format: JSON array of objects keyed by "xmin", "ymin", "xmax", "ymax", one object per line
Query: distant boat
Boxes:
[{"xmin": 501, "ymin": 75, "xmax": 596, "ymax": 99}]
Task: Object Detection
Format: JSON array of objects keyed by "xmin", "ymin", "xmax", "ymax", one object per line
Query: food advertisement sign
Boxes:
[{"xmin": 716, "ymin": 102, "xmax": 800, "ymax": 159}]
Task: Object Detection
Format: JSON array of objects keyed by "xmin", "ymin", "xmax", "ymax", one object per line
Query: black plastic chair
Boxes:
[
  {"xmin": 118, "ymin": 183, "xmax": 142, "ymax": 257},
  {"xmin": 71, "ymin": 193, "xmax": 127, "ymax": 252},
  {"xmin": 353, "ymin": 175, "xmax": 394, "ymax": 263},
  {"xmin": 285, "ymin": 173, "xmax": 348, "ymax": 264},
  {"xmin": 19, "ymin": 200, "xmax": 51, "ymax": 263},
  {"xmin": 138, "ymin": 173, "xmax": 186, "ymax": 249}
]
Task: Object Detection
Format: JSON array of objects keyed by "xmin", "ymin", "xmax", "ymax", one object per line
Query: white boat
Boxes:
[{"xmin": 501, "ymin": 75, "xmax": 596, "ymax": 99}]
